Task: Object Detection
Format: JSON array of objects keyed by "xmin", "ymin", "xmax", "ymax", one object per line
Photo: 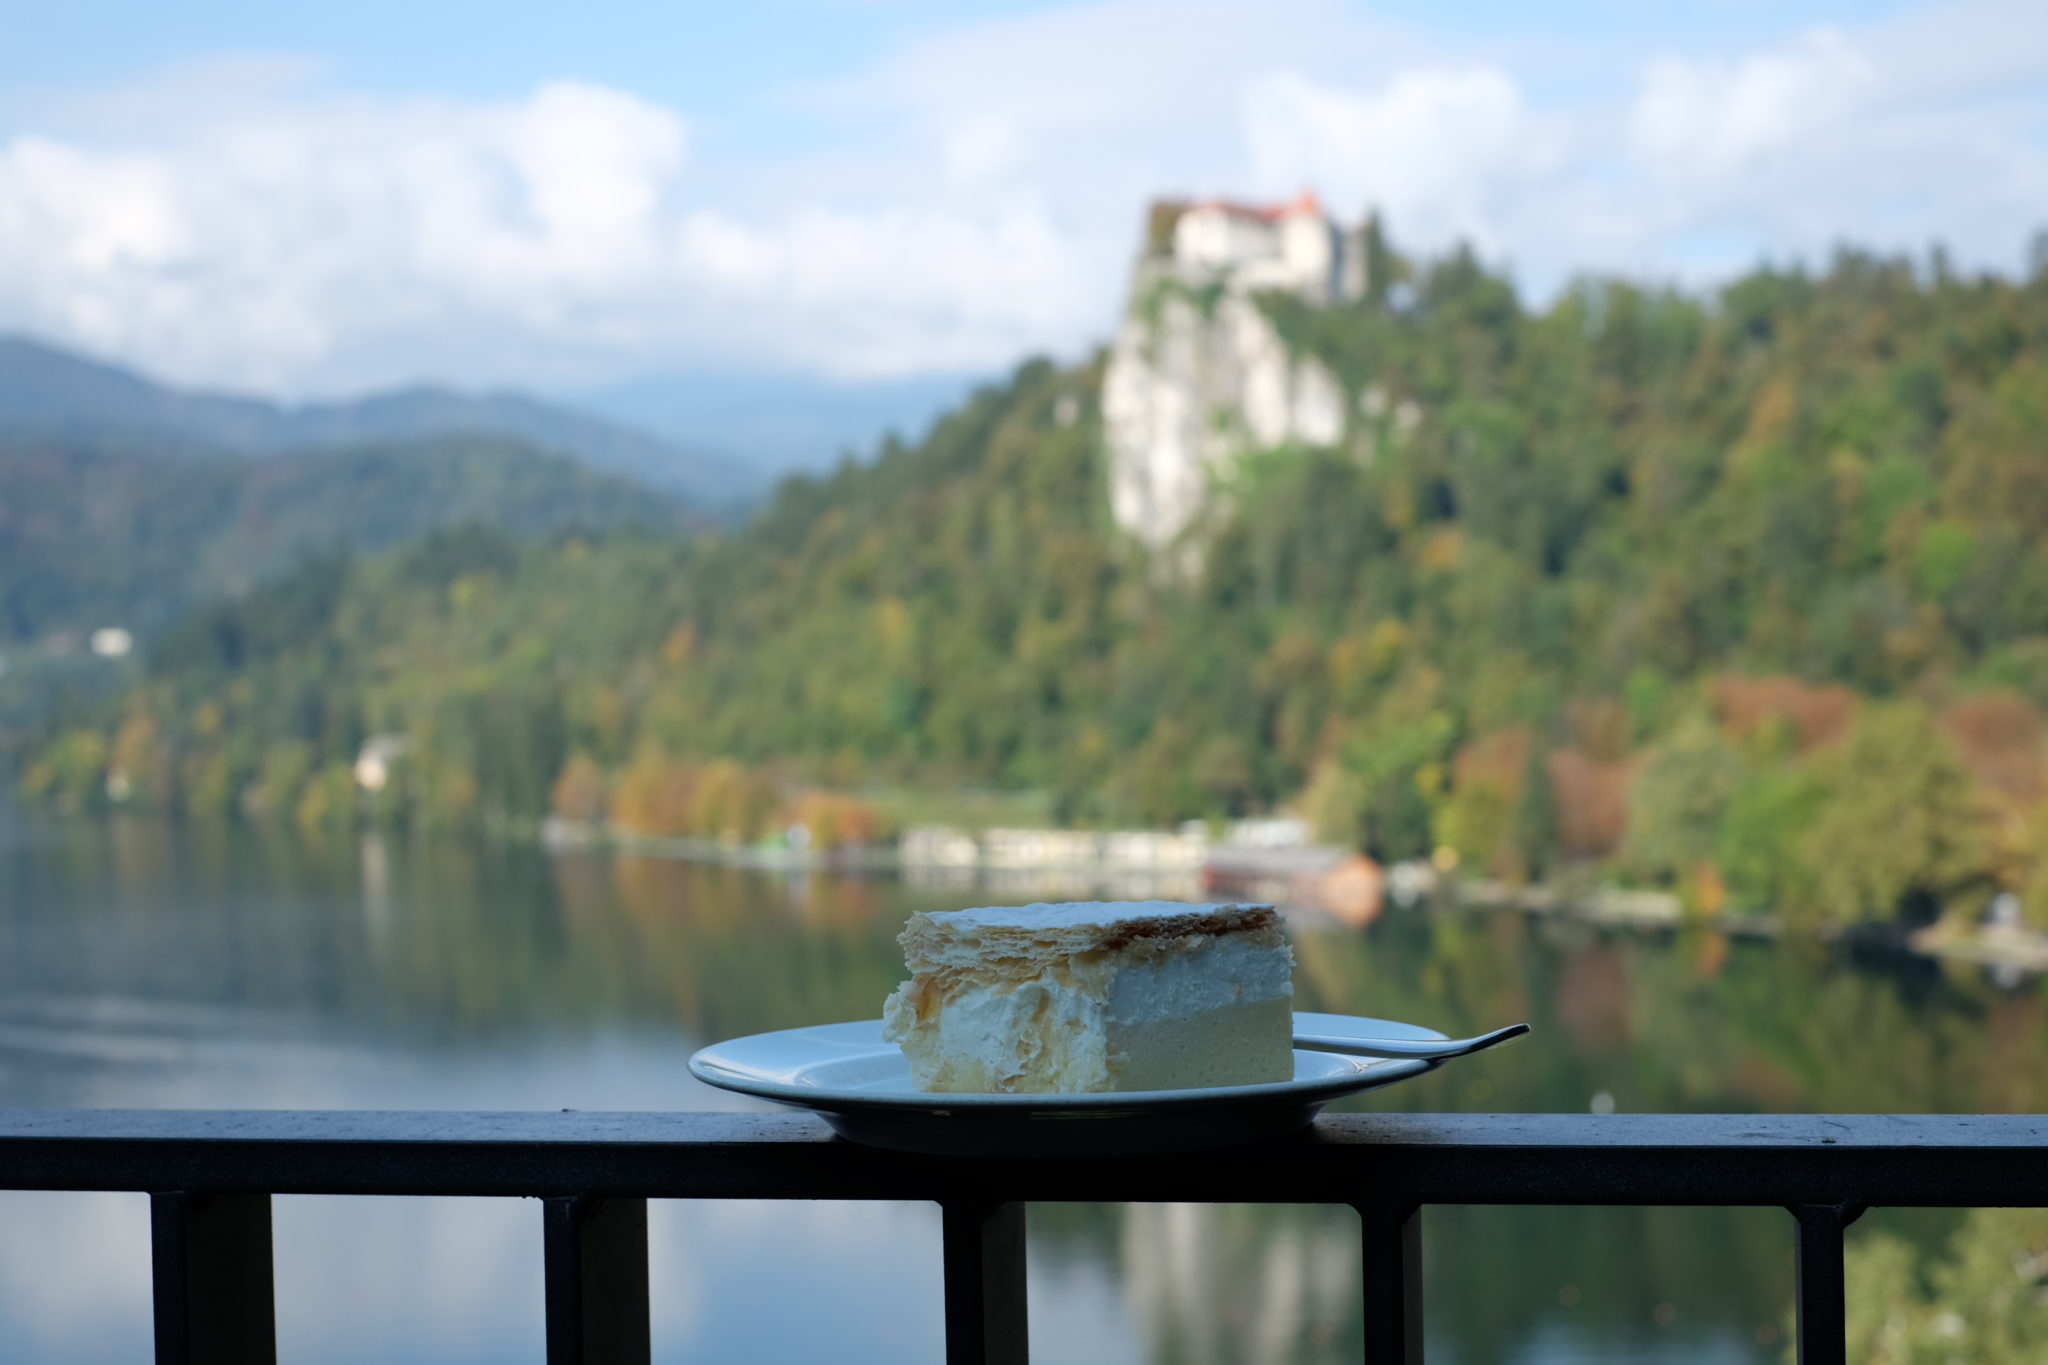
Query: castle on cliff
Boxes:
[
  {"xmin": 1157, "ymin": 191, "xmax": 1368, "ymax": 303},
  {"xmin": 1102, "ymin": 193, "xmax": 1372, "ymax": 558}
]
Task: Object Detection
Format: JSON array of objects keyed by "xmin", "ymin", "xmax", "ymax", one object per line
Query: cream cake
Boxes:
[{"xmin": 880, "ymin": 900, "xmax": 1295, "ymax": 1094}]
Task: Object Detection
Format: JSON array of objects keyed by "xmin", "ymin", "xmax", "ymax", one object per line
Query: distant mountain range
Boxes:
[
  {"xmin": 578, "ymin": 368, "xmax": 986, "ymax": 477},
  {"xmin": 0, "ymin": 335, "xmax": 758, "ymax": 512},
  {"xmin": 0, "ymin": 331, "xmax": 998, "ymax": 728}
]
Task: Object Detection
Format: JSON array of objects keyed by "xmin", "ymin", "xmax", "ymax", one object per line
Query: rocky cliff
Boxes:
[{"xmin": 1101, "ymin": 195, "xmax": 1366, "ymax": 558}]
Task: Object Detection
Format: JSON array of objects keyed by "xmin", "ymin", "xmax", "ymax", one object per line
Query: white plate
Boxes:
[{"xmin": 688, "ymin": 1013, "xmax": 1445, "ymax": 1156}]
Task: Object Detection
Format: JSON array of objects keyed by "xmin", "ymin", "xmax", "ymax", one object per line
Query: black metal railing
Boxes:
[{"xmin": 3, "ymin": 1109, "xmax": 2044, "ymax": 1365}]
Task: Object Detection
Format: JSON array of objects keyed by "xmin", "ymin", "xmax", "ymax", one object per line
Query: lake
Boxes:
[{"xmin": 1, "ymin": 811, "xmax": 2042, "ymax": 1364}]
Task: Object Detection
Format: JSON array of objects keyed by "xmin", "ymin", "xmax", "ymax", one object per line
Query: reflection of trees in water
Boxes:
[
  {"xmin": 1425, "ymin": 1204, "xmax": 1785, "ymax": 1364},
  {"xmin": 1036, "ymin": 1200, "xmax": 1791, "ymax": 1365},
  {"xmin": 1292, "ymin": 910, "xmax": 2048, "ymax": 1121},
  {"xmin": 589, "ymin": 852, "xmax": 908, "ymax": 1039},
  {"xmin": 1122, "ymin": 1204, "xmax": 1359, "ymax": 1365},
  {"xmin": 1623, "ymin": 931, "xmax": 2048, "ymax": 1116},
  {"xmin": 1834, "ymin": 1208, "xmax": 2048, "ymax": 1365},
  {"xmin": 0, "ymin": 823, "xmax": 917, "ymax": 1043},
  {"xmin": 1035, "ymin": 1202, "xmax": 1359, "ymax": 1365}
]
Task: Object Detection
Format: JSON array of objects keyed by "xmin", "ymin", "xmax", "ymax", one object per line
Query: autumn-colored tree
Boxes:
[
  {"xmin": 1940, "ymin": 691, "xmax": 2048, "ymax": 803},
  {"xmin": 549, "ymin": 752, "xmax": 609, "ymax": 825},
  {"xmin": 784, "ymin": 789, "xmax": 891, "ymax": 849},
  {"xmin": 609, "ymin": 751, "xmax": 694, "ymax": 837},
  {"xmin": 1437, "ymin": 728, "xmax": 1530, "ymax": 877},
  {"xmin": 1546, "ymin": 748, "xmax": 1632, "ymax": 859},
  {"xmin": 690, "ymin": 759, "xmax": 775, "ymax": 843},
  {"xmin": 1711, "ymin": 676, "xmax": 1858, "ymax": 754}
]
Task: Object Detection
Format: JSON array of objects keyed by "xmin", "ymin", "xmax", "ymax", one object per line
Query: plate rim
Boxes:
[{"xmin": 688, "ymin": 1013, "xmax": 1447, "ymax": 1114}]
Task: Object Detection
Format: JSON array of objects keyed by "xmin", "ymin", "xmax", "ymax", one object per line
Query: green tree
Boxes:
[
  {"xmin": 16, "ymin": 728, "xmax": 107, "ymax": 813},
  {"xmin": 1791, "ymin": 702, "xmax": 1987, "ymax": 926},
  {"xmin": 1512, "ymin": 737, "xmax": 1560, "ymax": 880},
  {"xmin": 294, "ymin": 763, "xmax": 359, "ymax": 831},
  {"xmin": 1622, "ymin": 714, "xmax": 1745, "ymax": 887},
  {"xmin": 1715, "ymin": 768, "xmax": 1828, "ymax": 911},
  {"xmin": 1827, "ymin": 1209, "xmax": 2048, "ymax": 1364}
]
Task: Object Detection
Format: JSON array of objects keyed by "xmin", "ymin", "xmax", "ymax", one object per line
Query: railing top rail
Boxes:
[{"xmin": 3, "ymin": 1110, "xmax": 2045, "ymax": 1208}]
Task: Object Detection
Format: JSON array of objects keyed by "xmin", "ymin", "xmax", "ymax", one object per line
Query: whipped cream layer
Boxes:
[{"xmin": 882, "ymin": 900, "xmax": 1295, "ymax": 1094}]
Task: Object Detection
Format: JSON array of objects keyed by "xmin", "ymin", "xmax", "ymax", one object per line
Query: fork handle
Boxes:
[{"xmin": 1292, "ymin": 1022, "xmax": 1530, "ymax": 1060}]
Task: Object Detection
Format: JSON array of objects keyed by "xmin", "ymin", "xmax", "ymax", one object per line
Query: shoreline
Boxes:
[
  {"xmin": 14, "ymin": 805, "xmax": 2042, "ymax": 980},
  {"xmin": 542, "ymin": 816, "xmax": 2048, "ymax": 980}
]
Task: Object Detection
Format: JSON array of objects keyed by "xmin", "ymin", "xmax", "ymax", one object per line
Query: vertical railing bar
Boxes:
[
  {"xmin": 150, "ymin": 1190, "xmax": 276, "ymax": 1365},
  {"xmin": 1789, "ymin": 1202, "xmax": 1865, "ymax": 1365},
  {"xmin": 1356, "ymin": 1202, "xmax": 1424, "ymax": 1364},
  {"xmin": 941, "ymin": 1199, "xmax": 1028, "ymax": 1365},
  {"xmin": 543, "ymin": 1194, "xmax": 651, "ymax": 1365}
]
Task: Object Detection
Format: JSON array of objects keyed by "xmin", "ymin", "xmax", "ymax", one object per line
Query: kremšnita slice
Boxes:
[{"xmin": 881, "ymin": 900, "xmax": 1295, "ymax": 1094}]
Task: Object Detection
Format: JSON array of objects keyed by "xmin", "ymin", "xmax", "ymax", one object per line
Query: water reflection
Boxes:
[
  {"xmin": 1118, "ymin": 1204, "xmax": 1357, "ymax": 1364},
  {"xmin": 0, "ymin": 813, "xmax": 2042, "ymax": 1363},
  {"xmin": 0, "ymin": 1191, "xmax": 152, "ymax": 1363}
]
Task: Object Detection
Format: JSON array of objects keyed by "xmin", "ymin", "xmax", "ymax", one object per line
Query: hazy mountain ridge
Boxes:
[
  {"xmin": 580, "ymin": 368, "xmax": 985, "ymax": 477},
  {"xmin": 0, "ymin": 335, "xmax": 757, "ymax": 510}
]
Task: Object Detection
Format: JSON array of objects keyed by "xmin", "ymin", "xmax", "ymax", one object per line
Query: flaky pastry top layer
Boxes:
[{"xmin": 897, "ymin": 900, "xmax": 1281, "ymax": 978}]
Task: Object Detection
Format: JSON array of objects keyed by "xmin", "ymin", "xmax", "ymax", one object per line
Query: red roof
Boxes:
[{"xmin": 1184, "ymin": 190, "xmax": 1323, "ymax": 222}]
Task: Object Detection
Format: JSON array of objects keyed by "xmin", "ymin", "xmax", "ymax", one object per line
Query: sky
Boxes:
[{"xmin": 1, "ymin": 0, "xmax": 2044, "ymax": 402}]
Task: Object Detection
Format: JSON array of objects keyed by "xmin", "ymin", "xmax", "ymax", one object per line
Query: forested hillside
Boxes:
[
  {"xmin": 0, "ymin": 433, "xmax": 692, "ymax": 644},
  {"xmin": 23, "ymin": 239, "xmax": 2048, "ymax": 928}
]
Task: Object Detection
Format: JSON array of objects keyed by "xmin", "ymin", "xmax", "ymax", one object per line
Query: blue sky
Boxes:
[
  {"xmin": 0, "ymin": 3, "xmax": 1915, "ymax": 99},
  {"xmin": 0, "ymin": 0, "xmax": 2042, "ymax": 400}
]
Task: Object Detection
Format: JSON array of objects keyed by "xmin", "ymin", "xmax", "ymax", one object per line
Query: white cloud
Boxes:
[
  {"xmin": 0, "ymin": 79, "xmax": 699, "ymax": 386},
  {"xmin": 0, "ymin": 0, "xmax": 2043, "ymax": 398},
  {"xmin": 671, "ymin": 201, "xmax": 1096, "ymax": 377},
  {"xmin": 0, "ymin": 67, "xmax": 1119, "ymax": 390},
  {"xmin": 1241, "ymin": 67, "xmax": 1558, "ymax": 253},
  {"xmin": 942, "ymin": 116, "xmax": 1029, "ymax": 188},
  {"xmin": 811, "ymin": 0, "xmax": 1423, "ymax": 153},
  {"xmin": 1616, "ymin": 10, "xmax": 2048, "ymax": 281},
  {"xmin": 1631, "ymin": 28, "xmax": 1877, "ymax": 179}
]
